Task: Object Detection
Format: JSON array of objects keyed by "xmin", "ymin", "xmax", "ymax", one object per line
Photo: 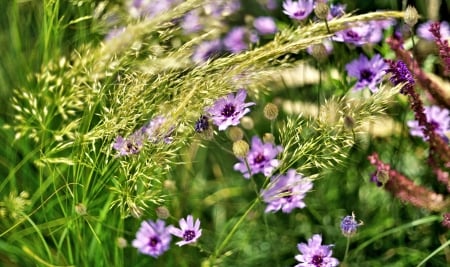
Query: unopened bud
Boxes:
[
  {"xmin": 228, "ymin": 126, "xmax": 244, "ymax": 141},
  {"xmin": 263, "ymin": 103, "xmax": 279, "ymax": 120},
  {"xmin": 314, "ymin": 2, "xmax": 329, "ymax": 20},
  {"xmin": 75, "ymin": 203, "xmax": 87, "ymax": 216},
  {"xmin": 240, "ymin": 116, "xmax": 254, "ymax": 130},
  {"xmin": 232, "ymin": 140, "xmax": 249, "ymax": 158},
  {"xmin": 404, "ymin": 5, "xmax": 419, "ymax": 27},
  {"xmin": 155, "ymin": 206, "xmax": 170, "ymax": 219},
  {"xmin": 116, "ymin": 237, "xmax": 128, "ymax": 248},
  {"xmin": 310, "ymin": 43, "xmax": 328, "ymax": 62},
  {"xmin": 263, "ymin": 133, "xmax": 275, "ymax": 144}
]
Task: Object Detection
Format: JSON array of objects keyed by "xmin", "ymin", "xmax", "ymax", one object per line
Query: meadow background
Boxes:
[{"xmin": 1, "ymin": 0, "xmax": 450, "ymax": 266}]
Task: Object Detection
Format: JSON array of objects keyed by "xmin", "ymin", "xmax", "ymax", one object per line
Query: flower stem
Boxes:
[{"xmin": 343, "ymin": 236, "xmax": 351, "ymax": 263}]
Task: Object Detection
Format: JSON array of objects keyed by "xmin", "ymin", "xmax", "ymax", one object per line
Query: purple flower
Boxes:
[
  {"xmin": 295, "ymin": 234, "xmax": 339, "ymax": 267},
  {"xmin": 345, "ymin": 53, "xmax": 387, "ymax": 93},
  {"xmin": 194, "ymin": 115, "xmax": 210, "ymax": 133},
  {"xmin": 333, "ymin": 23, "xmax": 372, "ymax": 46},
  {"xmin": 407, "ymin": 105, "xmax": 450, "ymax": 141},
  {"xmin": 142, "ymin": 116, "xmax": 175, "ymax": 143},
  {"xmin": 192, "ymin": 39, "xmax": 223, "ymax": 64},
  {"xmin": 265, "ymin": 0, "xmax": 278, "ymax": 10},
  {"xmin": 132, "ymin": 219, "xmax": 172, "ymax": 258},
  {"xmin": 206, "ymin": 89, "xmax": 255, "ymax": 131},
  {"xmin": 105, "ymin": 27, "xmax": 126, "ymax": 41},
  {"xmin": 417, "ymin": 21, "xmax": 450, "ymax": 41},
  {"xmin": 181, "ymin": 10, "xmax": 203, "ymax": 34},
  {"xmin": 261, "ymin": 169, "xmax": 313, "ymax": 213},
  {"xmin": 128, "ymin": 0, "xmax": 180, "ymax": 18},
  {"xmin": 234, "ymin": 136, "xmax": 283, "ymax": 178},
  {"xmin": 253, "ymin": 16, "xmax": 278, "ymax": 35},
  {"xmin": 204, "ymin": 0, "xmax": 241, "ymax": 17},
  {"xmin": 340, "ymin": 213, "xmax": 361, "ymax": 237},
  {"xmin": 169, "ymin": 215, "xmax": 202, "ymax": 246},
  {"xmin": 112, "ymin": 130, "xmax": 145, "ymax": 156},
  {"xmin": 223, "ymin": 27, "xmax": 258, "ymax": 54},
  {"xmin": 328, "ymin": 3, "xmax": 346, "ymax": 20},
  {"xmin": 282, "ymin": 0, "xmax": 314, "ymax": 21}
]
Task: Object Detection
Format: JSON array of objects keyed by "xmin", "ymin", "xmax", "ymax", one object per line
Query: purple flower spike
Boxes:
[
  {"xmin": 206, "ymin": 89, "xmax": 255, "ymax": 131},
  {"xmin": 407, "ymin": 105, "xmax": 450, "ymax": 141},
  {"xmin": 385, "ymin": 60, "xmax": 415, "ymax": 94},
  {"xmin": 345, "ymin": 53, "xmax": 387, "ymax": 93},
  {"xmin": 295, "ymin": 234, "xmax": 339, "ymax": 267},
  {"xmin": 261, "ymin": 169, "xmax": 313, "ymax": 213},
  {"xmin": 112, "ymin": 130, "xmax": 145, "ymax": 156},
  {"xmin": 169, "ymin": 215, "xmax": 202, "ymax": 246},
  {"xmin": 253, "ymin": 16, "xmax": 278, "ymax": 35},
  {"xmin": 132, "ymin": 219, "xmax": 172, "ymax": 258},
  {"xmin": 234, "ymin": 136, "xmax": 283, "ymax": 178},
  {"xmin": 417, "ymin": 21, "xmax": 450, "ymax": 41},
  {"xmin": 282, "ymin": 0, "xmax": 314, "ymax": 21}
]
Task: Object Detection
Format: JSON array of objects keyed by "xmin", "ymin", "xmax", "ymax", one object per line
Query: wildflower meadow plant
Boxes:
[{"xmin": 3, "ymin": 0, "xmax": 450, "ymax": 266}]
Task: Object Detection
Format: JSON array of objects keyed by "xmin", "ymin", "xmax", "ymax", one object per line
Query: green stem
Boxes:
[
  {"xmin": 343, "ymin": 236, "xmax": 351, "ymax": 263},
  {"xmin": 213, "ymin": 198, "xmax": 260, "ymax": 259}
]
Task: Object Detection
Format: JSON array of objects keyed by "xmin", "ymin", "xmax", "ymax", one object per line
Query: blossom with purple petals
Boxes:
[
  {"xmin": 234, "ymin": 136, "xmax": 283, "ymax": 178},
  {"xmin": 407, "ymin": 105, "xmax": 450, "ymax": 141},
  {"xmin": 385, "ymin": 59, "xmax": 415, "ymax": 94},
  {"xmin": 295, "ymin": 234, "xmax": 339, "ymax": 267},
  {"xmin": 206, "ymin": 89, "xmax": 255, "ymax": 131},
  {"xmin": 128, "ymin": 0, "xmax": 180, "ymax": 18},
  {"xmin": 169, "ymin": 215, "xmax": 202, "ymax": 246},
  {"xmin": 253, "ymin": 16, "xmax": 278, "ymax": 35},
  {"xmin": 345, "ymin": 53, "xmax": 387, "ymax": 93},
  {"xmin": 204, "ymin": 0, "xmax": 241, "ymax": 17},
  {"xmin": 112, "ymin": 130, "xmax": 145, "ymax": 156},
  {"xmin": 340, "ymin": 213, "xmax": 361, "ymax": 237},
  {"xmin": 417, "ymin": 21, "xmax": 450, "ymax": 41},
  {"xmin": 282, "ymin": 0, "xmax": 314, "ymax": 21},
  {"xmin": 192, "ymin": 39, "xmax": 223, "ymax": 64},
  {"xmin": 132, "ymin": 219, "xmax": 172, "ymax": 258},
  {"xmin": 328, "ymin": 3, "xmax": 346, "ymax": 20},
  {"xmin": 142, "ymin": 115, "xmax": 175, "ymax": 143},
  {"xmin": 333, "ymin": 23, "xmax": 371, "ymax": 46},
  {"xmin": 181, "ymin": 10, "xmax": 203, "ymax": 34},
  {"xmin": 223, "ymin": 27, "xmax": 258, "ymax": 53},
  {"xmin": 194, "ymin": 115, "xmax": 210, "ymax": 133},
  {"xmin": 261, "ymin": 169, "xmax": 313, "ymax": 213}
]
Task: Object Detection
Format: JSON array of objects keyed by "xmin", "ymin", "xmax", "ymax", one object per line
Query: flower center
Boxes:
[
  {"xmin": 346, "ymin": 30, "xmax": 359, "ymax": 40},
  {"xmin": 221, "ymin": 104, "xmax": 236, "ymax": 117},
  {"xmin": 148, "ymin": 236, "xmax": 160, "ymax": 247},
  {"xmin": 360, "ymin": 69, "xmax": 374, "ymax": 81},
  {"xmin": 183, "ymin": 230, "xmax": 196, "ymax": 241},
  {"xmin": 281, "ymin": 189, "xmax": 293, "ymax": 202},
  {"xmin": 311, "ymin": 254, "xmax": 324, "ymax": 266},
  {"xmin": 294, "ymin": 10, "xmax": 306, "ymax": 17},
  {"xmin": 254, "ymin": 153, "xmax": 266, "ymax": 164}
]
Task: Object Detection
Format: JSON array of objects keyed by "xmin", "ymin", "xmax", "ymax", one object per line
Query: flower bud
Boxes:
[
  {"xmin": 263, "ymin": 133, "xmax": 275, "ymax": 144},
  {"xmin": 228, "ymin": 126, "xmax": 244, "ymax": 141},
  {"xmin": 310, "ymin": 43, "xmax": 328, "ymax": 62},
  {"xmin": 232, "ymin": 140, "xmax": 249, "ymax": 158},
  {"xmin": 263, "ymin": 103, "xmax": 279, "ymax": 120},
  {"xmin": 156, "ymin": 206, "xmax": 170, "ymax": 219},
  {"xmin": 240, "ymin": 116, "xmax": 254, "ymax": 130},
  {"xmin": 404, "ymin": 5, "xmax": 419, "ymax": 27},
  {"xmin": 314, "ymin": 2, "xmax": 329, "ymax": 20},
  {"xmin": 75, "ymin": 203, "xmax": 87, "ymax": 216},
  {"xmin": 340, "ymin": 212, "xmax": 363, "ymax": 237},
  {"xmin": 116, "ymin": 237, "xmax": 128, "ymax": 248}
]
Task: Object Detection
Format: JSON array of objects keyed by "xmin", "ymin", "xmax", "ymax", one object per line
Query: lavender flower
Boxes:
[
  {"xmin": 132, "ymin": 219, "xmax": 172, "ymax": 258},
  {"xmin": 340, "ymin": 213, "xmax": 361, "ymax": 237},
  {"xmin": 282, "ymin": 0, "xmax": 314, "ymax": 21},
  {"xmin": 265, "ymin": 0, "xmax": 278, "ymax": 10},
  {"xmin": 261, "ymin": 169, "xmax": 313, "ymax": 213},
  {"xmin": 407, "ymin": 105, "xmax": 450, "ymax": 141},
  {"xmin": 169, "ymin": 215, "xmax": 202, "ymax": 246},
  {"xmin": 234, "ymin": 136, "xmax": 283, "ymax": 178},
  {"xmin": 328, "ymin": 3, "xmax": 346, "ymax": 20},
  {"xmin": 142, "ymin": 116, "xmax": 175, "ymax": 143},
  {"xmin": 253, "ymin": 16, "xmax": 278, "ymax": 35},
  {"xmin": 206, "ymin": 89, "xmax": 255, "ymax": 131},
  {"xmin": 295, "ymin": 234, "xmax": 339, "ymax": 267},
  {"xmin": 417, "ymin": 20, "xmax": 450, "ymax": 41},
  {"xmin": 223, "ymin": 27, "xmax": 258, "ymax": 54},
  {"xmin": 181, "ymin": 10, "xmax": 203, "ymax": 34},
  {"xmin": 112, "ymin": 130, "xmax": 145, "ymax": 156},
  {"xmin": 128, "ymin": 0, "xmax": 180, "ymax": 18},
  {"xmin": 345, "ymin": 53, "xmax": 387, "ymax": 93},
  {"xmin": 192, "ymin": 39, "xmax": 223, "ymax": 64},
  {"xmin": 333, "ymin": 23, "xmax": 371, "ymax": 46},
  {"xmin": 204, "ymin": 0, "xmax": 241, "ymax": 17}
]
